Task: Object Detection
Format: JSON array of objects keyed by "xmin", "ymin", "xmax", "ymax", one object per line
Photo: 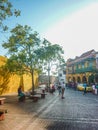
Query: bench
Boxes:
[
  {"xmin": 36, "ymin": 92, "xmax": 47, "ymax": 99},
  {"xmin": 0, "ymin": 98, "xmax": 6, "ymax": 105},
  {"xmin": 29, "ymin": 95, "xmax": 41, "ymax": 102}
]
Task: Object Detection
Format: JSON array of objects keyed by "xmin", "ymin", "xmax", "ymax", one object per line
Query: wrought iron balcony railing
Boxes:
[{"xmin": 68, "ymin": 66, "xmax": 98, "ymax": 74}]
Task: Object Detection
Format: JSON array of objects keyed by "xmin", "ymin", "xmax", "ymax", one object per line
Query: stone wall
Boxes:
[{"xmin": 0, "ymin": 56, "xmax": 38, "ymax": 95}]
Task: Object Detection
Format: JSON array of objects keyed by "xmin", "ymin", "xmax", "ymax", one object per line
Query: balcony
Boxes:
[{"xmin": 75, "ymin": 66, "xmax": 98, "ymax": 73}]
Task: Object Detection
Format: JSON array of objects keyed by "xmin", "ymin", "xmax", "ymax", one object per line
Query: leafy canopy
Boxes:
[
  {"xmin": 2, "ymin": 24, "xmax": 65, "ymax": 74},
  {"xmin": 2, "ymin": 24, "xmax": 42, "ymax": 74},
  {"xmin": 0, "ymin": 0, "xmax": 20, "ymax": 31}
]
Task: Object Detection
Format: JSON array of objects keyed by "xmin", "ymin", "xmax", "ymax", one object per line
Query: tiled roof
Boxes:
[
  {"xmin": 80, "ymin": 49, "xmax": 95, "ymax": 58},
  {"xmin": 67, "ymin": 49, "xmax": 96, "ymax": 65}
]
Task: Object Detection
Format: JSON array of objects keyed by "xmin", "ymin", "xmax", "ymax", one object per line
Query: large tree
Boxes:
[
  {"xmin": 2, "ymin": 24, "xmax": 65, "ymax": 93},
  {"xmin": 0, "ymin": 0, "xmax": 20, "ymax": 31}
]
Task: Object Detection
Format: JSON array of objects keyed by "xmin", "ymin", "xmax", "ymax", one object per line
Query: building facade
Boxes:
[
  {"xmin": 58, "ymin": 65, "xmax": 66, "ymax": 84},
  {"xmin": 38, "ymin": 74, "xmax": 57, "ymax": 85},
  {"xmin": 66, "ymin": 50, "xmax": 98, "ymax": 85}
]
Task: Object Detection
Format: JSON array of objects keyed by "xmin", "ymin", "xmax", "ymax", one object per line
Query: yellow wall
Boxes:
[{"xmin": 0, "ymin": 56, "xmax": 38, "ymax": 95}]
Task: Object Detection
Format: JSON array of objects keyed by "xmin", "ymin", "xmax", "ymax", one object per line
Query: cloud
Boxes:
[{"xmin": 42, "ymin": 2, "xmax": 98, "ymax": 60}]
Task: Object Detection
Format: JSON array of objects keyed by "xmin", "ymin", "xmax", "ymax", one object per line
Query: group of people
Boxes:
[
  {"xmin": 47, "ymin": 82, "xmax": 66, "ymax": 99},
  {"xmin": 17, "ymin": 82, "xmax": 66, "ymax": 102},
  {"xmin": 83, "ymin": 82, "xmax": 98, "ymax": 95},
  {"xmin": 57, "ymin": 82, "xmax": 66, "ymax": 99}
]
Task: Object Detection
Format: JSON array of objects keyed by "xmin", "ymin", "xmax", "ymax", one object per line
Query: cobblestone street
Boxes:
[{"xmin": 0, "ymin": 88, "xmax": 98, "ymax": 130}]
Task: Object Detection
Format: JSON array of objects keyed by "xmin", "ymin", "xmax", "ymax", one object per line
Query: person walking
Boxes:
[
  {"xmin": 92, "ymin": 83, "xmax": 96, "ymax": 94},
  {"xmin": 61, "ymin": 82, "xmax": 65, "ymax": 99},
  {"xmin": 57, "ymin": 82, "xmax": 62, "ymax": 95},
  {"xmin": 83, "ymin": 82, "xmax": 87, "ymax": 95}
]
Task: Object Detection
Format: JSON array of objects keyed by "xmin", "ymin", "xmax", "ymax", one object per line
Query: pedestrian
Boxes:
[
  {"xmin": 95, "ymin": 83, "xmax": 98, "ymax": 95},
  {"xmin": 52, "ymin": 84, "xmax": 55, "ymax": 93},
  {"xmin": 74, "ymin": 82, "xmax": 77, "ymax": 90},
  {"xmin": 83, "ymin": 82, "xmax": 87, "ymax": 95},
  {"xmin": 61, "ymin": 82, "xmax": 65, "ymax": 99},
  {"xmin": 57, "ymin": 82, "xmax": 62, "ymax": 95},
  {"xmin": 92, "ymin": 83, "xmax": 96, "ymax": 94}
]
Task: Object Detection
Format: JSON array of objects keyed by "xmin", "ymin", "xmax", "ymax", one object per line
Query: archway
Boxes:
[
  {"xmin": 73, "ymin": 77, "xmax": 76, "ymax": 82},
  {"xmin": 88, "ymin": 74, "xmax": 94, "ymax": 85},
  {"xmin": 95, "ymin": 74, "xmax": 98, "ymax": 83},
  {"xmin": 82, "ymin": 76, "xmax": 87, "ymax": 83},
  {"xmin": 77, "ymin": 76, "xmax": 81, "ymax": 83},
  {"xmin": 68, "ymin": 77, "xmax": 72, "ymax": 82}
]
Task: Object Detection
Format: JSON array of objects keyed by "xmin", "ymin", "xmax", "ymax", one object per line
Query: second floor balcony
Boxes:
[
  {"xmin": 75, "ymin": 66, "xmax": 98, "ymax": 73},
  {"xmin": 67, "ymin": 66, "xmax": 98, "ymax": 74}
]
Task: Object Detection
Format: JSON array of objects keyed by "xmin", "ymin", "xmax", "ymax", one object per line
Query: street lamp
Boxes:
[
  {"xmin": 47, "ymin": 62, "xmax": 58, "ymax": 88},
  {"xmin": 47, "ymin": 62, "xmax": 50, "ymax": 88}
]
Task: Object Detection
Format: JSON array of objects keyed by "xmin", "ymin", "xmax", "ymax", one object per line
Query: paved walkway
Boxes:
[
  {"xmin": 0, "ymin": 90, "xmax": 56, "ymax": 130},
  {"xmin": 0, "ymin": 88, "xmax": 98, "ymax": 130}
]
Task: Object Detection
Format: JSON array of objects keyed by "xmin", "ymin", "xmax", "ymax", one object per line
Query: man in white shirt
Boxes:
[
  {"xmin": 92, "ymin": 83, "xmax": 95, "ymax": 94},
  {"xmin": 61, "ymin": 82, "xmax": 65, "ymax": 99}
]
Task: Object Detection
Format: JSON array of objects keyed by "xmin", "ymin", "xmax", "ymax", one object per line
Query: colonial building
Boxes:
[{"xmin": 66, "ymin": 49, "xmax": 98, "ymax": 85}]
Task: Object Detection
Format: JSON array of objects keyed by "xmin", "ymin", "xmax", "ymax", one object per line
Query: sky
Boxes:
[{"xmin": 1, "ymin": 0, "xmax": 98, "ymax": 61}]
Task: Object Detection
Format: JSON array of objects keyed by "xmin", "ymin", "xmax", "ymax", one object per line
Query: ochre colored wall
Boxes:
[{"xmin": 0, "ymin": 56, "xmax": 39, "ymax": 95}]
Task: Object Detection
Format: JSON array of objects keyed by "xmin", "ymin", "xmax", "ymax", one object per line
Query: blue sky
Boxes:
[
  {"xmin": 1, "ymin": 0, "xmax": 98, "ymax": 60},
  {"xmin": 8, "ymin": 0, "xmax": 93, "ymax": 32}
]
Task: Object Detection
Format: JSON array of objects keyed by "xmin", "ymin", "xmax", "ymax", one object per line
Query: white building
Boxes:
[{"xmin": 58, "ymin": 67, "xmax": 66, "ymax": 84}]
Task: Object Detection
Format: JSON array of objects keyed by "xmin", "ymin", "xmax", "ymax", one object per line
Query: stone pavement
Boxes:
[{"xmin": 0, "ymin": 88, "xmax": 98, "ymax": 130}]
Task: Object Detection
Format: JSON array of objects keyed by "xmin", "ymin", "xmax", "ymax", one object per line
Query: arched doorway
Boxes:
[
  {"xmin": 95, "ymin": 74, "xmax": 98, "ymax": 83},
  {"xmin": 88, "ymin": 74, "xmax": 94, "ymax": 85},
  {"xmin": 68, "ymin": 77, "xmax": 72, "ymax": 82},
  {"xmin": 73, "ymin": 77, "xmax": 76, "ymax": 82},
  {"xmin": 82, "ymin": 76, "xmax": 87, "ymax": 83},
  {"xmin": 77, "ymin": 76, "xmax": 81, "ymax": 83}
]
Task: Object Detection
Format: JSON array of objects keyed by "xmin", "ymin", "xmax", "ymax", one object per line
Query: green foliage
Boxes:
[
  {"xmin": 40, "ymin": 38, "xmax": 65, "ymax": 74},
  {"xmin": 2, "ymin": 24, "xmax": 41, "ymax": 73},
  {"xmin": 0, "ymin": 0, "xmax": 20, "ymax": 31},
  {"xmin": 2, "ymin": 24, "xmax": 65, "ymax": 92}
]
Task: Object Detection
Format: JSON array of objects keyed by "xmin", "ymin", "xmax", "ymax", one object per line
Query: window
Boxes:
[
  {"xmin": 63, "ymin": 70, "xmax": 66, "ymax": 74},
  {"xmin": 61, "ymin": 79, "xmax": 64, "ymax": 81},
  {"xmin": 89, "ymin": 62, "xmax": 93, "ymax": 67},
  {"xmin": 59, "ymin": 74, "xmax": 62, "ymax": 77}
]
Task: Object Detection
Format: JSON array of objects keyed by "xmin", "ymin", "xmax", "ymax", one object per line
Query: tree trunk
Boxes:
[
  {"xmin": 19, "ymin": 75, "xmax": 24, "ymax": 91},
  {"xmin": 31, "ymin": 70, "xmax": 35, "ymax": 95}
]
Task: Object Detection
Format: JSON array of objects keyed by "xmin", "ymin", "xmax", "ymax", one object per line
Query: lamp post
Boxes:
[{"xmin": 47, "ymin": 62, "xmax": 51, "ymax": 88}]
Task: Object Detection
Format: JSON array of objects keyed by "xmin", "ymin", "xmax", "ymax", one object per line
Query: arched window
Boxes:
[
  {"xmin": 77, "ymin": 76, "xmax": 81, "ymax": 83},
  {"xmin": 82, "ymin": 76, "xmax": 87, "ymax": 83}
]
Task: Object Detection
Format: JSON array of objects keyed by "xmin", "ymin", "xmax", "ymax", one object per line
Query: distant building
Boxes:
[
  {"xmin": 66, "ymin": 49, "xmax": 98, "ymax": 84},
  {"xmin": 58, "ymin": 64, "xmax": 66, "ymax": 84},
  {"xmin": 38, "ymin": 74, "xmax": 56, "ymax": 85}
]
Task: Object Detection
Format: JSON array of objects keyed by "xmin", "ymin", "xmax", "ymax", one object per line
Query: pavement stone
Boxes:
[{"xmin": 0, "ymin": 88, "xmax": 98, "ymax": 130}]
